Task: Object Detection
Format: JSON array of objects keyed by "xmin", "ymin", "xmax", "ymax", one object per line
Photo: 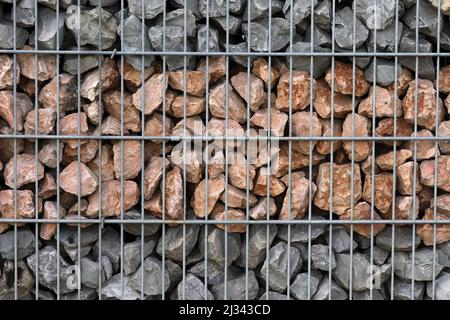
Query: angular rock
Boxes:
[
  {"xmin": 354, "ymin": 0, "xmax": 397, "ymax": 30},
  {"xmin": 209, "ymin": 81, "xmax": 247, "ymax": 124},
  {"xmin": 60, "ymin": 161, "xmax": 98, "ymax": 197},
  {"xmin": 112, "ymin": 140, "xmax": 142, "ymax": 180},
  {"xmin": 420, "ymin": 155, "xmax": 450, "ymax": 192},
  {"xmin": 375, "ymin": 117, "xmax": 414, "ymax": 146},
  {"xmin": 3, "ymin": 153, "xmax": 44, "ymax": 189},
  {"xmin": 342, "ymin": 113, "xmax": 371, "ymax": 162},
  {"xmin": 340, "ymin": 201, "xmax": 385, "ymax": 238},
  {"xmin": 198, "ymin": 225, "xmax": 241, "ymax": 266},
  {"xmin": 438, "ymin": 121, "xmax": 450, "ymax": 154},
  {"xmin": 393, "ymin": 248, "xmax": 443, "ymax": 282},
  {"xmin": 376, "ymin": 225, "xmax": 421, "ymax": 251},
  {"xmin": 0, "ymin": 228, "xmax": 39, "ymax": 259},
  {"xmin": 169, "ymin": 70, "xmax": 207, "ymax": 97},
  {"xmin": 123, "ymin": 237, "xmax": 156, "ymax": 276},
  {"xmin": 403, "ymin": 2, "xmax": 443, "ymax": 37},
  {"xmin": 0, "ymin": 21, "xmax": 29, "ymax": 49},
  {"xmin": 335, "ymin": 7, "xmax": 369, "ymax": 49},
  {"xmin": 313, "ymin": 79, "xmax": 354, "ymax": 119},
  {"xmin": 133, "ymin": 73, "xmax": 168, "ymax": 115},
  {"xmin": 276, "ymin": 71, "xmax": 314, "ymax": 112},
  {"xmin": 252, "ymin": 58, "xmax": 280, "ymax": 88},
  {"xmin": 242, "ymin": 18, "xmax": 290, "ymax": 52},
  {"xmin": 290, "ymin": 271, "xmax": 322, "ymax": 300},
  {"xmin": 288, "ymin": 42, "xmax": 331, "ymax": 78},
  {"xmin": 103, "ymin": 89, "xmax": 141, "ymax": 132},
  {"xmin": 211, "ymin": 271, "xmax": 259, "ymax": 300},
  {"xmin": 325, "ymin": 61, "xmax": 370, "ymax": 97},
  {"xmin": 397, "ymin": 161, "xmax": 422, "ymax": 195},
  {"xmin": 376, "ymin": 149, "xmax": 413, "ymax": 171},
  {"xmin": 40, "ymin": 201, "xmax": 66, "ymax": 240},
  {"xmin": 197, "ymin": 24, "xmax": 220, "ymax": 53},
  {"xmin": 156, "ymin": 223, "xmax": 200, "ymax": 262},
  {"xmin": 279, "ymin": 171, "xmax": 316, "ymax": 220},
  {"xmin": 81, "ymin": 58, "xmax": 119, "ymax": 102},
  {"xmin": 312, "ymin": 276, "xmax": 348, "ymax": 300}
]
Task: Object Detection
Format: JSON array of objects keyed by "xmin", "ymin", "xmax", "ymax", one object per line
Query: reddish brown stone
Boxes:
[
  {"xmin": 122, "ymin": 59, "xmax": 155, "ymax": 92},
  {"xmin": 212, "ymin": 203, "xmax": 246, "ymax": 233},
  {"xmin": 170, "ymin": 146, "xmax": 203, "ymax": 183},
  {"xmin": 207, "ymin": 118, "xmax": 245, "ymax": 149},
  {"xmin": 169, "ymin": 70, "xmax": 208, "ymax": 97},
  {"xmin": 342, "ymin": 113, "xmax": 371, "ymax": 162},
  {"xmin": 231, "ymin": 72, "xmax": 266, "ymax": 111},
  {"xmin": 249, "ymin": 197, "xmax": 277, "ymax": 220},
  {"xmin": 387, "ymin": 67, "xmax": 412, "ymax": 97},
  {"xmin": 417, "ymin": 208, "xmax": 450, "ymax": 245},
  {"xmin": 60, "ymin": 112, "xmax": 89, "ymax": 149},
  {"xmin": 420, "ymin": 155, "xmax": 450, "ymax": 192},
  {"xmin": 60, "ymin": 161, "xmax": 98, "ymax": 197},
  {"xmin": 170, "ymin": 95, "xmax": 206, "ymax": 118},
  {"xmin": 67, "ymin": 199, "xmax": 88, "ymax": 216},
  {"xmin": 325, "ymin": 61, "xmax": 370, "ymax": 97},
  {"xmin": 87, "ymin": 144, "xmax": 115, "ymax": 182},
  {"xmin": 0, "ymin": 55, "xmax": 20, "ymax": 90},
  {"xmin": 172, "ymin": 116, "xmax": 205, "ymax": 138},
  {"xmin": 191, "ymin": 174, "xmax": 225, "ymax": 218},
  {"xmin": 19, "ymin": 77, "xmax": 43, "ymax": 98},
  {"xmin": 103, "ymin": 89, "xmax": 142, "ymax": 132},
  {"xmin": 0, "ymin": 190, "xmax": 40, "ymax": 219},
  {"xmin": 253, "ymin": 167, "xmax": 286, "ymax": 197},
  {"xmin": 144, "ymin": 113, "xmax": 174, "ymax": 144},
  {"xmin": 291, "ymin": 111, "xmax": 322, "ymax": 155},
  {"xmin": 375, "ymin": 149, "xmax": 413, "ymax": 171},
  {"xmin": 38, "ymin": 173, "xmax": 57, "ymax": 200},
  {"xmin": 143, "ymin": 156, "xmax": 170, "ymax": 200},
  {"xmin": 436, "ymin": 65, "xmax": 450, "ymax": 94},
  {"xmin": 80, "ymin": 57, "xmax": 119, "ymax": 101},
  {"xmin": 207, "ymin": 149, "xmax": 225, "ymax": 179},
  {"xmin": 163, "ymin": 166, "xmax": 184, "ymax": 220},
  {"xmin": 439, "ymin": 120, "xmax": 450, "ymax": 154},
  {"xmin": 405, "ymin": 129, "xmax": 440, "ymax": 160},
  {"xmin": 250, "ymin": 108, "xmax": 288, "ymax": 137},
  {"xmin": 362, "ymin": 173, "xmax": 394, "ymax": 215},
  {"xmin": 83, "ymin": 101, "xmax": 100, "ymax": 125},
  {"xmin": 340, "ymin": 201, "xmax": 385, "ymax": 238},
  {"xmin": 100, "ymin": 115, "xmax": 127, "ymax": 136},
  {"xmin": 271, "ymin": 144, "xmax": 324, "ymax": 177},
  {"xmin": 313, "ymin": 79, "xmax": 355, "ymax": 119},
  {"xmin": 314, "ymin": 162, "xmax": 362, "ymax": 215},
  {"xmin": 397, "ymin": 161, "xmax": 423, "ymax": 195},
  {"xmin": 24, "ymin": 108, "xmax": 56, "ymax": 136},
  {"xmin": 228, "ymin": 154, "xmax": 256, "ymax": 190},
  {"xmin": 38, "ymin": 74, "xmax": 77, "ymax": 113},
  {"xmin": 132, "ymin": 73, "xmax": 168, "ymax": 115},
  {"xmin": 144, "ymin": 190, "xmax": 163, "ymax": 217},
  {"xmin": 279, "ymin": 171, "xmax": 316, "ymax": 220},
  {"xmin": 40, "ymin": 201, "xmax": 66, "ymax": 240},
  {"xmin": 112, "ymin": 140, "xmax": 142, "ymax": 180},
  {"xmin": 389, "ymin": 195, "xmax": 420, "ymax": 221},
  {"xmin": 316, "ymin": 118, "xmax": 343, "ymax": 155},
  {"xmin": 252, "ymin": 58, "xmax": 279, "ymax": 88},
  {"xmin": 219, "ymin": 184, "xmax": 258, "ymax": 209},
  {"xmin": 209, "ymin": 81, "xmax": 247, "ymax": 124},
  {"xmin": 375, "ymin": 117, "xmax": 414, "ymax": 146},
  {"xmin": 275, "ymin": 71, "xmax": 314, "ymax": 112},
  {"xmin": 38, "ymin": 141, "xmax": 63, "ymax": 169},
  {"xmin": 3, "ymin": 153, "xmax": 44, "ymax": 189},
  {"xmin": 144, "ymin": 141, "xmax": 173, "ymax": 161},
  {"xmin": 62, "ymin": 139, "xmax": 99, "ymax": 164},
  {"xmin": 16, "ymin": 47, "xmax": 57, "ymax": 81},
  {"xmin": 197, "ymin": 56, "xmax": 226, "ymax": 83},
  {"xmin": 0, "ymin": 91, "xmax": 33, "ymax": 132},
  {"xmin": 358, "ymin": 85, "xmax": 403, "ymax": 118}
]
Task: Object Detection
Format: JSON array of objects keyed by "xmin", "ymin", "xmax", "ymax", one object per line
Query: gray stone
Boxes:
[
  {"xmin": 354, "ymin": 0, "xmax": 397, "ymax": 30},
  {"xmin": 0, "ymin": 228, "xmax": 40, "ymax": 260},
  {"xmin": 290, "ymin": 271, "xmax": 322, "ymax": 300},
  {"xmin": 212, "ymin": 15, "xmax": 242, "ymax": 35},
  {"xmin": 128, "ymin": 0, "xmax": 163, "ymax": 19},
  {"xmin": 235, "ymin": 224, "xmax": 278, "ymax": 269},
  {"xmin": 333, "ymin": 253, "xmax": 371, "ymax": 291},
  {"xmin": 437, "ymin": 241, "xmax": 450, "ymax": 267},
  {"xmin": 26, "ymin": 246, "xmax": 74, "ymax": 294},
  {"xmin": 175, "ymin": 273, "xmax": 214, "ymax": 300},
  {"xmin": 376, "ymin": 226, "xmax": 421, "ymax": 251},
  {"xmin": 61, "ymin": 286, "xmax": 98, "ymax": 300},
  {"xmin": 242, "ymin": 18, "xmax": 290, "ymax": 52},
  {"xmin": 63, "ymin": 47, "xmax": 102, "ymax": 75},
  {"xmin": 438, "ymin": 21, "xmax": 450, "ymax": 51},
  {"xmin": 335, "ymin": 7, "xmax": 369, "ymax": 49},
  {"xmin": 156, "ymin": 9, "xmax": 197, "ymax": 38},
  {"xmin": 38, "ymin": 0, "xmax": 72, "ymax": 9},
  {"xmin": 311, "ymin": 244, "xmax": 337, "ymax": 271},
  {"xmin": 156, "ymin": 224, "xmax": 200, "ymax": 262},
  {"xmin": 93, "ymin": 227, "xmax": 121, "ymax": 270},
  {"xmin": 32, "ymin": 288, "xmax": 55, "ymax": 300},
  {"xmin": 188, "ymin": 260, "xmax": 241, "ymax": 286},
  {"xmin": 101, "ymin": 255, "xmax": 113, "ymax": 280},
  {"xmin": 312, "ymin": 276, "xmax": 348, "ymax": 300},
  {"xmin": 60, "ymin": 225, "xmax": 99, "ymax": 249},
  {"xmin": 80, "ymin": 257, "xmax": 105, "ymax": 289},
  {"xmin": 427, "ymin": 272, "xmax": 450, "ymax": 300},
  {"xmin": 390, "ymin": 278, "xmax": 425, "ymax": 300},
  {"xmin": 15, "ymin": 0, "xmax": 35, "ymax": 27},
  {"xmin": 305, "ymin": 24, "xmax": 332, "ymax": 47},
  {"xmin": 29, "ymin": 7, "xmax": 65, "ymax": 50},
  {"xmin": 89, "ymin": 0, "xmax": 119, "ymax": 6},
  {"xmin": 198, "ymin": 0, "xmax": 245, "ymax": 18},
  {"xmin": 243, "ymin": 0, "xmax": 283, "ymax": 21},
  {"xmin": 65, "ymin": 5, "xmax": 117, "ymax": 49},
  {"xmin": 367, "ymin": 21, "xmax": 403, "ymax": 52},
  {"xmin": 118, "ymin": 14, "xmax": 154, "ymax": 71},
  {"xmin": 123, "ymin": 210, "xmax": 161, "ymax": 236},
  {"xmin": 0, "ymin": 21, "xmax": 29, "ymax": 49},
  {"xmin": 169, "ymin": 0, "xmax": 200, "ymax": 17},
  {"xmin": 366, "ymin": 246, "xmax": 390, "ymax": 265},
  {"xmin": 130, "ymin": 256, "xmax": 170, "ymax": 296},
  {"xmin": 198, "ymin": 226, "xmax": 241, "ymax": 266},
  {"xmin": 282, "ymin": 0, "xmax": 317, "ymax": 26},
  {"xmin": 325, "ymin": 227, "xmax": 358, "ymax": 253},
  {"xmin": 353, "ymin": 289, "xmax": 385, "ymax": 300},
  {"xmin": 124, "ymin": 237, "xmax": 156, "ymax": 275},
  {"xmin": 0, "ymin": 260, "xmax": 35, "ymax": 299},
  {"xmin": 399, "ymin": 28, "xmax": 435, "ymax": 80},
  {"xmin": 165, "ymin": 259, "xmax": 183, "ymax": 291},
  {"xmin": 259, "ymin": 291, "xmax": 293, "ymax": 300},
  {"xmin": 277, "ymin": 214, "xmax": 327, "ymax": 243},
  {"xmin": 260, "ymin": 242, "xmax": 302, "ymax": 292},
  {"xmin": 100, "ymin": 273, "xmax": 140, "ymax": 300},
  {"xmin": 198, "ymin": 24, "xmax": 220, "ymax": 52},
  {"xmin": 364, "ymin": 59, "xmax": 402, "ymax": 86},
  {"xmin": 211, "ymin": 271, "xmax": 259, "ymax": 300},
  {"xmin": 185, "ymin": 249, "xmax": 204, "ymax": 266},
  {"xmin": 393, "ymin": 248, "xmax": 444, "ymax": 281},
  {"xmin": 287, "ymin": 42, "xmax": 331, "ymax": 78},
  {"xmin": 403, "ymin": 2, "xmax": 443, "ymax": 37},
  {"xmin": 340, "ymin": 46, "xmax": 372, "ymax": 69},
  {"xmin": 64, "ymin": 245, "xmax": 92, "ymax": 262},
  {"xmin": 314, "ymin": 0, "xmax": 331, "ymax": 30},
  {"xmin": 228, "ymin": 42, "xmax": 254, "ymax": 67},
  {"xmin": 354, "ymin": 233, "xmax": 371, "ymax": 250}
]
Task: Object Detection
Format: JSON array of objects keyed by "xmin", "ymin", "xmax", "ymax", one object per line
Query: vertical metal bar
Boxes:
[
  {"xmin": 224, "ymin": 0, "xmax": 230, "ymax": 301},
  {"xmin": 161, "ymin": 0, "xmax": 167, "ymax": 301},
  {"xmin": 140, "ymin": 0, "xmax": 146, "ymax": 300},
  {"xmin": 245, "ymin": 0, "xmax": 251, "ymax": 301},
  {"xmin": 182, "ymin": 0, "xmax": 188, "ymax": 300},
  {"xmin": 34, "ymin": 0, "xmax": 39, "ymax": 301},
  {"xmin": 120, "ymin": 0, "xmax": 125, "ymax": 300},
  {"xmin": 76, "ymin": 0, "xmax": 82, "ymax": 300},
  {"xmin": 204, "ymin": 0, "xmax": 210, "ymax": 300},
  {"xmin": 12, "ymin": 0, "xmax": 18, "ymax": 301}
]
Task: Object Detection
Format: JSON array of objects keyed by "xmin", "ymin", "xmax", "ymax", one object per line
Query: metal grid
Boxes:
[{"xmin": 0, "ymin": 0, "xmax": 449, "ymax": 301}]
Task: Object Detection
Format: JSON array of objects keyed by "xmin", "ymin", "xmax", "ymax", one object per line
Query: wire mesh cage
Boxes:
[{"xmin": 0, "ymin": 0, "xmax": 449, "ymax": 301}]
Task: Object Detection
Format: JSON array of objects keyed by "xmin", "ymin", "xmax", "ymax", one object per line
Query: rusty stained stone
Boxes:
[
  {"xmin": 325, "ymin": 61, "xmax": 370, "ymax": 97},
  {"xmin": 396, "ymin": 161, "xmax": 423, "ymax": 195},
  {"xmin": 16, "ymin": 46, "xmax": 57, "ymax": 81},
  {"xmin": 209, "ymin": 81, "xmax": 247, "ymax": 124},
  {"xmin": 100, "ymin": 116, "xmax": 129, "ymax": 136},
  {"xmin": 62, "ymin": 139, "xmax": 99, "ymax": 164},
  {"xmin": 231, "ymin": 72, "xmax": 266, "ymax": 111},
  {"xmin": 212, "ymin": 203, "xmax": 246, "ymax": 233},
  {"xmin": 60, "ymin": 161, "xmax": 98, "ymax": 197},
  {"xmin": 253, "ymin": 144, "xmax": 280, "ymax": 169},
  {"xmin": 24, "ymin": 108, "xmax": 56, "ymax": 136},
  {"xmin": 60, "ymin": 112, "xmax": 89, "ymax": 149},
  {"xmin": 219, "ymin": 184, "xmax": 258, "ymax": 209},
  {"xmin": 358, "ymin": 85, "xmax": 403, "ymax": 118},
  {"xmin": 0, "ymin": 91, "xmax": 33, "ymax": 132},
  {"xmin": 19, "ymin": 77, "xmax": 43, "ymax": 98},
  {"xmin": 170, "ymin": 95, "xmax": 206, "ymax": 118},
  {"xmin": 83, "ymin": 101, "xmax": 100, "ymax": 125},
  {"xmin": 436, "ymin": 65, "xmax": 450, "ymax": 94},
  {"xmin": 163, "ymin": 166, "xmax": 184, "ymax": 220},
  {"xmin": 253, "ymin": 166, "xmax": 286, "ymax": 197},
  {"xmin": 170, "ymin": 145, "xmax": 203, "ymax": 184},
  {"xmin": 250, "ymin": 108, "xmax": 288, "ymax": 137},
  {"xmin": 275, "ymin": 71, "xmax": 314, "ymax": 112},
  {"xmin": 340, "ymin": 201, "xmax": 385, "ymax": 238},
  {"xmin": 169, "ymin": 70, "xmax": 208, "ymax": 97},
  {"xmin": 271, "ymin": 144, "xmax": 324, "ymax": 178},
  {"xmin": 67, "ymin": 199, "xmax": 88, "ymax": 216},
  {"xmin": 172, "ymin": 116, "xmax": 206, "ymax": 138},
  {"xmin": 197, "ymin": 56, "xmax": 227, "ymax": 83},
  {"xmin": 342, "ymin": 113, "xmax": 371, "ymax": 162},
  {"xmin": 249, "ymin": 197, "xmax": 277, "ymax": 220},
  {"xmin": 417, "ymin": 208, "xmax": 450, "ymax": 245},
  {"xmin": 420, "ymin": 155, "xmax": 450, "ymax": 192},
  {"xmin": 431, "ymin": 194, "xmax": 450, "ymax": 214},
  {"xmin": 38, "ymin": 172, "xmax": 57, "ymax": 200},
  {"xmin": 0, "ymin": 190, "xmax": 41, "ymax": 219},
  {"xmin": 144, "ymin": 190, "xmax": 163, "ymax": 217},
  {"xmin": 403, "ymin": 79, "xmax": 444, "ymax": 131},
  {"xmin": 87, "ymin": 144, "xmax": 115, "ymax": 182},
  {"xmin": 38, "ymin": 74, "xmax": 77, "ymax": 113},
  {"xmin": 86, "ymin": 180, "xmax": 140, "ymax": 218},
  {"xmin": 445, "ymin": 93, "xmax": 450, "ymax": 115},
  {"xmin": 113, "ymin": 140, "xmax": 142, "ymax": 180},
  {"xmin": 314, "ymin": 162, "xmax": 363, "ymax": 215},
  {"xmin": 375, "ymin": 149, "xmax": 413, "ymax": 171},
  {"xmin": 206, "ymin": 147, "xmax": 225, "ymax": 179},
  {"xmin": 439, "ymin": 121, "xmax": 450, "ymax": 154},
  {"xmin": 191, "ymin": 175, "xmax": 225, "ymax": 218},
  {"xmin": 80, "ymin": 57, "xmax": 119, "ymax": 102},
  {"xmin": 40, "ymin": 201, "xmax": 67, "ymax": 241},
  {"xmin": 144, "ymin": 113, "xmax": 174, "ymax": 143},
  {"xmin": 313, "ymin": 79, "xmax": 355, "ymax": 119},
  {"xmin": 279, "ymin": 171, "xmax": 317, "ymax": 220},
  {"xmin": 405, "ymin": 129, "xmax": 440, "ymax": 161},
  {"xmin": 207, "ymin": 118, "xmax": 245, "ymax": 149},
  {"xmin": 375, "ymin": 117, "xmax": 413, "ymax": 146},
  {"xmin": 418, "ymin": 186, "xmax": 434, "ymax": 212},
  {"xmin": 0, "ymin": 55, "xmax": 20, "ymax": 90},
  {"xmin": 122, "ymin": 59, "xmax": 155, "ymax": 92},
  {"xmin": 291, "ymin": 111, "xmax": 322, "ymax": 155},
  {"xmin": 143, "ymin": 156, "xmax": 170, "ymax": 200},
  {"xmin": 388, "ymin": 195, "xmax": 420, "ymax": 221},
  {"xmin": 3, "ymin": 153, "xmax": 44, "ymax": 189},
  {"xmin": 38, "ymin": 141, "xmax": 63, "ymax": 169},
  {"xmin": 252, "ymin": 58, "xmax": 280, "ymax": 88},
  {"xmin": 132, "ymin": 73, "xmax": 168, "ymax": 115},
  {"xmin": 144, "ymin": 141, "xmax": 173, "ymax": 161},
  {"xmin": 387, "ymin": 67, "xmax": 412, "ymax": 97},
  {"xmin": 362, "ymin": 173, "xmax": 394, "ymax": 215},
  {"xmin": 103, "ymin": 89, "xmax": 141, "ymax": 132},
  {"xmin": 316, "ymin": 118, "xmax": 343, "ymax": 155},
  {"xmin": 228, "ymin": 155, "xmax": 256, "ymax": 190}
]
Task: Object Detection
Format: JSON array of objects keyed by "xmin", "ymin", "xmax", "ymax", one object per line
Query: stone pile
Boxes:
[{"xmin": 0, "ymin": 0, "xmax": 449, "ymax": 300}]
